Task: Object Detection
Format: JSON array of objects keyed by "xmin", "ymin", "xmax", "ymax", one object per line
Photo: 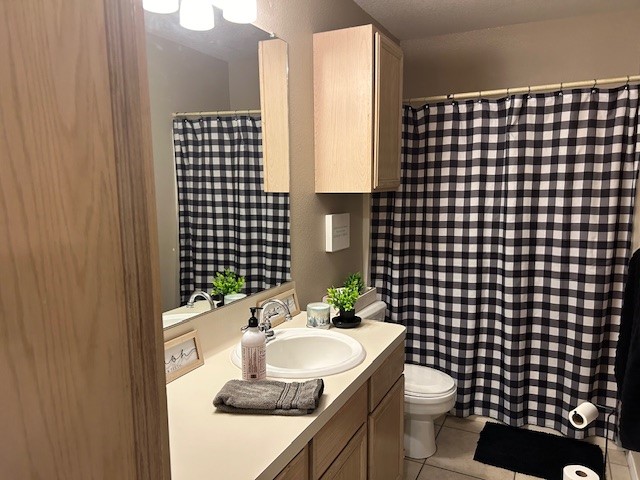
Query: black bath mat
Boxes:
[{"xmin": 473, "ymin": 422, "xmax": 604, "ymax": 480}]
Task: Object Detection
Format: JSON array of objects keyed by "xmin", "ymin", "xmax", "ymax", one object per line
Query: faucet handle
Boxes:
[{"xmin": 259, "ymin": 317, "xmax": 272, "ymax": 332}]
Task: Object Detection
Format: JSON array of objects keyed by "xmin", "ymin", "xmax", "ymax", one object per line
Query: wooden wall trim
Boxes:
[{"xmin": 102, "ymin": 0, "xmax": 171, "ymax": 478}]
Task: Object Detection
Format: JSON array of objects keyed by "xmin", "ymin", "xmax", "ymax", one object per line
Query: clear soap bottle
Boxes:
[{"xmin": 241, "ymin": 307, "xmax": 266, "ymax": 381}]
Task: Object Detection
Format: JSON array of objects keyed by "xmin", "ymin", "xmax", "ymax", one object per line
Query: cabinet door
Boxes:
[
  {"xmin": 368, "ymin": 376, "xmax": 404, "ymax": 480},
  {"xmin": 275, "ymin": 445, "xmax": 309, "ymax": 480},
  {"xmin": 321, "ymin": 424, "xmax": 367, "ymax": 480},
  {"xmin": 312, "ymin": 383, "xmax": 368, "ymax": 479},
  {"xmin": 373, "ymin": 31, "xmax": 403, "ymax": 191}
]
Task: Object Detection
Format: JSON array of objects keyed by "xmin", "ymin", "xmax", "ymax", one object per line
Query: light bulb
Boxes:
[
  {"xmin": 142, "ymin": 0, "xmax": 179, "ymax": 14},
  {"xmin": 223, "ymin": 0, "xmax": 257, "ymax": 24},
  {"xmin": 180, "ymin": 0, "xmax": 215, "ymax": 31}
]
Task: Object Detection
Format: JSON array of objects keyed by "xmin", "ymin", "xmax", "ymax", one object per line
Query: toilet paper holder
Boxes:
[{"xmin": 568, "ymin": 401, "xmax": 616, "ymax": 477}]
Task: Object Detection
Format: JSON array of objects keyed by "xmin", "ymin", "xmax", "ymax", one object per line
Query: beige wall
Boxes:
[
  {"xmin": 146, "ymin": 33, "xmax": 231, "ymax": 311},
  {"xmin": 255, "ymin": 0, "xmax": 394, "ymax": 306},
  {"xmin": 402, "ymin": 9, "xmax": 640, "ymax": 99},
  {"xmin": 229, "ymin": 54, "xmax": 262, "ymax": 110}
]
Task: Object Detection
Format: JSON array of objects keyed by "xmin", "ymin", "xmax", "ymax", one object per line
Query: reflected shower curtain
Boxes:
[
  {"xmin": 173, "ymin": 116, "xmax": 290, "ymax": 304},
  {"xmin": 371, "ymin": 86, "xmax": 640, "ymax": 438}
]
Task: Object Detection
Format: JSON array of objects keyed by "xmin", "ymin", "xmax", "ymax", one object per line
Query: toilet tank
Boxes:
[{"xmin": 357, "ymin": 301, "xmax": 387, "ymax": 321}]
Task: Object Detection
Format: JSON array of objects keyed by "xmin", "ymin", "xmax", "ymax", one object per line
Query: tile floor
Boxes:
[{"xmin": 404, "ymin": 415, "xmax": 632, "ymax": 480}]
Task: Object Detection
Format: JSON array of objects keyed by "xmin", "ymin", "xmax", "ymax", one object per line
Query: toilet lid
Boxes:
[{"xmin": 404, "ymin": 364, "xmax": 456, "ymax": 396}]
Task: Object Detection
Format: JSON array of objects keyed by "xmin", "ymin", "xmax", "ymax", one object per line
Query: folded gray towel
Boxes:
[{"xmin": 213, "ymin": 379, "xmax": 324, "ymax": 415}]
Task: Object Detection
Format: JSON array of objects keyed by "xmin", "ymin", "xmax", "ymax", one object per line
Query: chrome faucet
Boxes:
[
  {"xmin": 259, "ymin": 299, "xmax": 292, "ymax": 341},
  {"xmin": 186, "ymin": 290, "xmax": 215, "ymax": 309}
]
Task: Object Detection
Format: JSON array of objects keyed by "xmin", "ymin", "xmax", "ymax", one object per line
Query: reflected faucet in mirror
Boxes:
[{"xmin": 187, "ymin": 290, "xmax": 215, "ymax": 309}]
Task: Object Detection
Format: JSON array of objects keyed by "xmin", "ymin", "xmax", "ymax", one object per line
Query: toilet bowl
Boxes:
[{"xmin": 357, "ymin": 301, "xmax": 457, "ymax": 459}]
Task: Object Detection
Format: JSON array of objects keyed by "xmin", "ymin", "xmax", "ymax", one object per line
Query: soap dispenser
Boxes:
[{"xmin": 241, "ymin": 307, "xmax": 266, "ymax": 381}]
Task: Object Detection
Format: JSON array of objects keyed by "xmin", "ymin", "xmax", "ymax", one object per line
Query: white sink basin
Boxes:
[{"xmin": 231, "ymin": 328, "xmax": 366, "ymax": 378}]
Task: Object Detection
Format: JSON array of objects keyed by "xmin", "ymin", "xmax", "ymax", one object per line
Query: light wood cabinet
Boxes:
[
  {"xmin": 312, "ymin": 383, "xmax": 368, "ymax": 479},
  {"xmin": 367, "ymin": 344, "xmax": 405, "ymax": 480},
  {"xmin": 368, "ymin": 376, "xmax": 404, "ymax": 480},
  {"xmin": 275, "ymin": 445, "xmax": 309, "ymax": 480},
  {"xmin": 258, "ymin": 38, "xmax": 290, "ymax": 193},
  {"xmin": 313, "ymin": 24, "xmax": 403, "ymax": 193},
  {"xmin": 320, "ymin": 425, "xmax": 368, "ymax": 480},
  {"xmin": 275, "ymin": 343, "xmax": 404, "ymax": 480}
]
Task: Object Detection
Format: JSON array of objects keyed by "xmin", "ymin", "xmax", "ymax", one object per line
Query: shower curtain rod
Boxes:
[
  {"xmin": 172, "ymin": 109, "xmax": 261, "ymax": 117},
  {"xmin": 403, "ymin": 74, "xmax": 640, "ymax": 104}
]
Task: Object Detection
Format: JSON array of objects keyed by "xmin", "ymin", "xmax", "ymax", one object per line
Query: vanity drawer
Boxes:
[
  {"xmin": 311, "ymin": 382, "xmax": 368, "ymax": 479},
  {"xmin": 369, "ymin": 343, "xmax": 404, "ymax": 412}
]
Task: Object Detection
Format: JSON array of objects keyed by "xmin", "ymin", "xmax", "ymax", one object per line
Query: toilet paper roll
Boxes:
[
  {"xmin": 563, "ymin": 464, "xmax": 599, "ymax": 480},
  {"xmin": 569, "ymin": 402, "xmax": 599, "ymax": 429}
]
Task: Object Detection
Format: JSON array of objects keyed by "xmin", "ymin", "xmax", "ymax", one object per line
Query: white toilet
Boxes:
[{"xmin": 357, "ymin": 301, "xmax": 457, "ymax": 459}]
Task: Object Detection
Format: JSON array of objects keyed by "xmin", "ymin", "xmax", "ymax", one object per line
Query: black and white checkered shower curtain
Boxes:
[
  {"xmin": 173, "ymin": 116, "xmax": 290, "ymax": 304},
  {"xmin": 371, "ymin": 86, "xmax": 640, "ymax": 438}
]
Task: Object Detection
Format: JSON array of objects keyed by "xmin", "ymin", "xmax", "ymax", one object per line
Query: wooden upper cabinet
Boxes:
[
  {"xmin": 259, "ymin": 38, "xmax": 290, "ymax": 193},
  {"xmin": 314, "ymin": 25, "xmax": 403, "ymax": 193}
]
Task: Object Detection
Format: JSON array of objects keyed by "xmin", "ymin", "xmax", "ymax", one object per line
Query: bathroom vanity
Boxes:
[{"xmin": 165, "ymin": 313, "xmax": 405, "ymax": 479}]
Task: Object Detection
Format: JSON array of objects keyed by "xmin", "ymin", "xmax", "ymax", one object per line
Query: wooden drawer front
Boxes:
[
  {"xmin": 369, "ymin": 343, "xmax": 404, "ymax": 412},
  {"xmin": 275, "ymin": 445, "xmax": 309, "ymax": 480},
  {"xmin": 312, "ymin": 383, "xmax": 368, "ymax": 479},
  {"xmin": 368, "ymin": 376, "xmax": 404, "ymax": 480},
  {"xmin": 320, "ymin": 424, "xmax": 367, "ymax": 480}
]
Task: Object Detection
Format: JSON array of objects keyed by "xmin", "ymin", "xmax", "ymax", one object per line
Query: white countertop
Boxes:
[{"xmin": 166, "ymin": 313, "xmax": 406, "ymax": 479}]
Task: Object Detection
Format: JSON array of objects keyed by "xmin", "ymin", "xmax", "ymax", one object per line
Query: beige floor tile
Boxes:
[
  {"xmin": 435, "ymin": 414, "xmax": 446, "ymax": 426},
  {"xmin": 584, "ymin": 435, "xmax": 621, "ymax": 451},
  {"xmin": 514, "ymin": 474, "xmax": 540, "ymax": 479},
  {"xmin": 404, "ymin": 459, "xmax": 424, "ymax": 480},
  {"xmin": 425, "ymin": 426, "xmax": 514, "ymax": 480},
  {"xmin": 610, "ymin": 462, "xmax": 632, "ymax": 480},
  {"xmin": 608, "ymin": 448, "xmax": 628, "ymax": 466},
  {"xmin": 418, "ymin": 464, "xmax": 485, "ymax": 480},
  {"xmin": 443, "ymin": 415, "xmax": 493, "ymax": 434}
]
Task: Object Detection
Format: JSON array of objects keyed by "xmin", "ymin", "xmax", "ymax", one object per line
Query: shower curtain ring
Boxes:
[{"xmin": 625, "ymin": 76, "xmax": 630, "ymax": 89}]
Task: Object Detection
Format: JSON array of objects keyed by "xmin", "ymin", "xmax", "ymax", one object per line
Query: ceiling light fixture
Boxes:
[
  {"xmin": 179, "ymin": 0, "xmax": 215, "ymax": 31},
  {"xmin": 222, "ymin": 0, "xmax": 257, "ymax": 24},
  {"xmin": 142, "ymin": 0, "xmax": 179, "ymax": 14}
]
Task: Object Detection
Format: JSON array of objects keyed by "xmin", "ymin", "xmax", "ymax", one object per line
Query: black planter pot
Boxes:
[
  {"xmin": 211, "ymin": 293, "xmax": 224, "ymax": 307},
  {"xmin": 332, "ymin": 309, "xmax": 361, "ymax": 329}
]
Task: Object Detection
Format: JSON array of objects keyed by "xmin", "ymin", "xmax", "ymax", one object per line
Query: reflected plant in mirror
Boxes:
[{"xmin": 143, "ymin": 6, "xmax": 291, "ymax": 328}]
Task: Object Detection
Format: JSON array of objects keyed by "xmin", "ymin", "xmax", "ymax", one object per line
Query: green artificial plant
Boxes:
[
  {"xmin": 326, "ymin": 284, "xmax": 360, "ymax": 313},
  {"xmin": 343, "ymin": 272, "xmax": 366, "ymax": 295},
  {"xmin": 211, "ymin": 269, "xmax": 245, "ymax": 296}
]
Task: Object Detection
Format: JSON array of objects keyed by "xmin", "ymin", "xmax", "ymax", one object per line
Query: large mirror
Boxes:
[{"xmin": 143, "ymin": 8, "xmax": 291, "ymax": 328}]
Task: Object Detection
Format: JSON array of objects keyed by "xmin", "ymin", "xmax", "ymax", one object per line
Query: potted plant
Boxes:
[
  {"xmin": 344, "ymin": 272, "xmax": 366, "ymax": 295},
  {"xmin": 211, "ymin": 269, "xmax": 246, "ymax": 306},
  {"xmin": 342, "ymin": 272, "xmax": 377, "ymax": 312},
  {"xmin": 326, "ymin": 284, "xmax": 361, "ymax": 328}
]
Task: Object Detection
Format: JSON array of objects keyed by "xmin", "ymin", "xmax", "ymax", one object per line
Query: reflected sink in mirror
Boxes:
[
  {"xmin": 230, "ymin": 328, "xmax": 366, "ymax": 378},
  {"xmin": 162, "ymin": 312, "xmax": 200, "ymax": 329}
]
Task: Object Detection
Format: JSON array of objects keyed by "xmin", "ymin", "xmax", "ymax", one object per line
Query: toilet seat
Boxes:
[{"xmin": 404, "ymin": 363, "xmax": 456, "ymax": 398}]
